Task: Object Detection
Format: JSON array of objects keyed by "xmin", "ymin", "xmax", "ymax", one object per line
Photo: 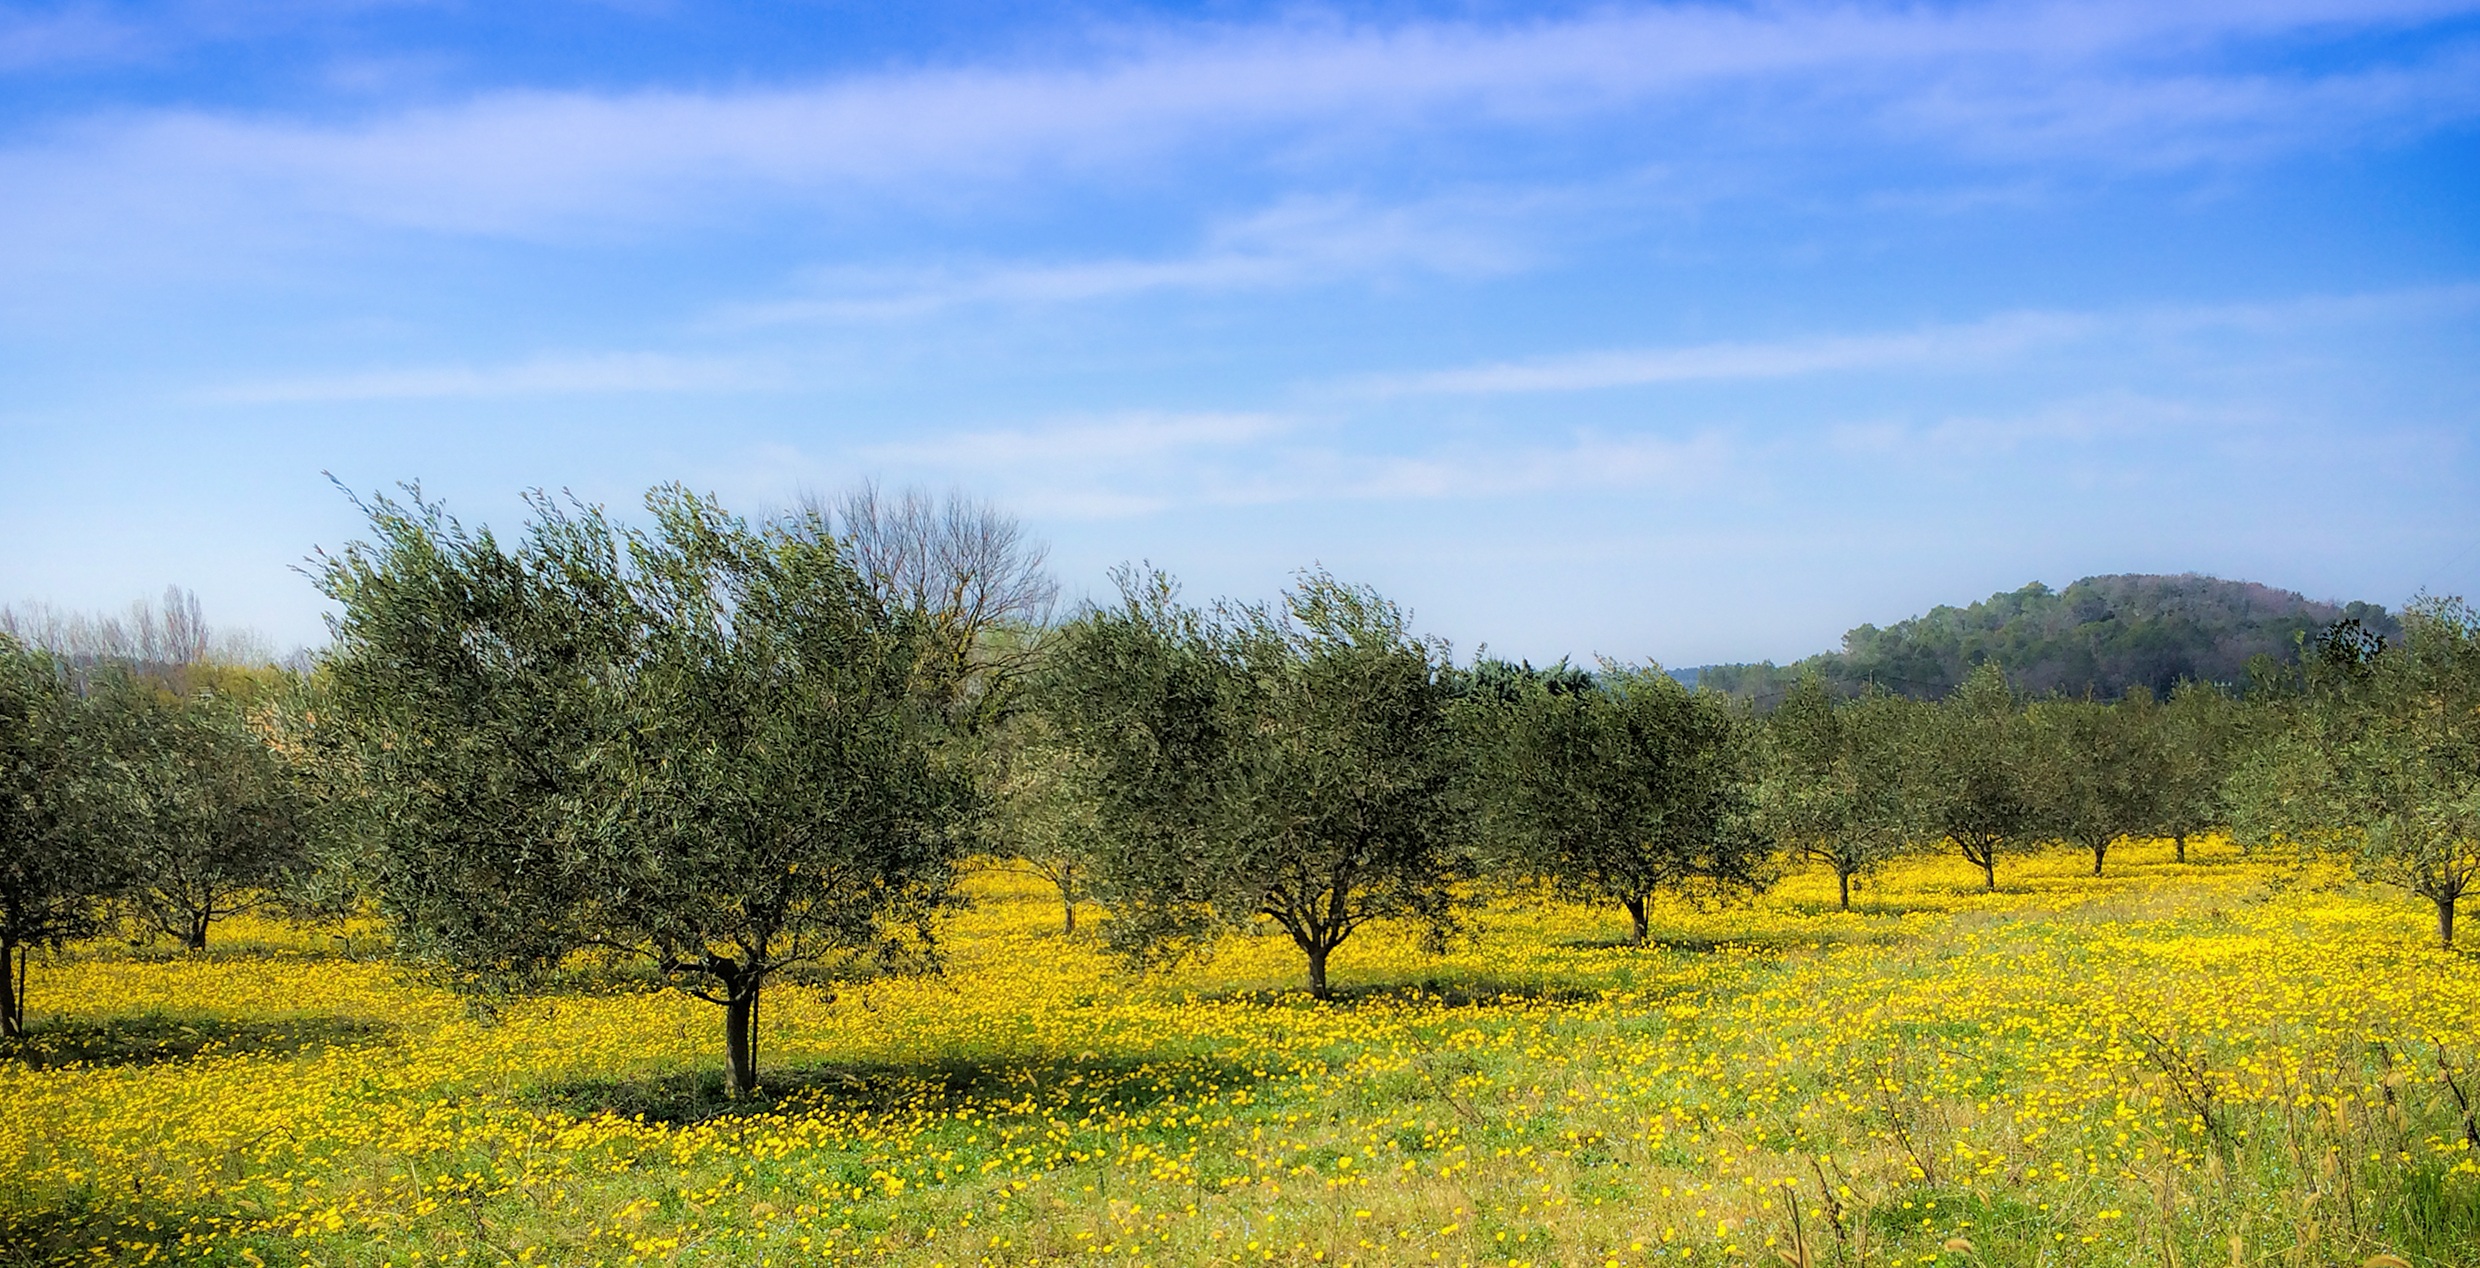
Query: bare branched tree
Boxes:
[
  {"xmin": 798, "ymin": 483, "xmax": 1058, "ymax": 730},
  {"xmin": 0, "ymin": 586, "xmax": 274, "ymax": 669}
]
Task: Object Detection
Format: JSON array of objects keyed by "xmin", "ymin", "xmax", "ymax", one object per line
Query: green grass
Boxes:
[{"xmin": 4, "ymin": 846, "xmax": 2479, "ymax": 1267}]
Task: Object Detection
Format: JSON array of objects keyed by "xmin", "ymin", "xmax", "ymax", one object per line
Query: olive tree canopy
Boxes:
[
  {"xmin": 2230, "ymin": 599, "xmax": 2480, "ymax": 948},
  {"xmin": 315, "ymin": 484, "xmax": 967, "ymax": 1094},
  {"xmin": 1490, "ymin": 663, "xmax": 1770, "ymax": 942},
  {"xmin": 2025, "ymin": 692, "xmax": 2168, "ymax": 877},
  {"xmin": 93, "ymin": 671, "xmax": 311, "ymax": 950},
  {"xmin": 1043, "ymin": 568, "xmax": 1469, "ymax": 999},
  {"xmin": 1911, "ymin": 663, "xmax": 2033, "ymax": 891},
  {"xmin": 0, "ymin": 637, "xmax": 130, "ymax": 1037},
  {"xmin": 2155, "ymin": 679, "xmax": 2244, "ymax": 863},
  {"xmin": 1759, "ymin": 677, "xmax": 1916, "ymax": 911}
]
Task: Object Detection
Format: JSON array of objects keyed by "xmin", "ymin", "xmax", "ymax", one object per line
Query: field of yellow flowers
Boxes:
[{"xmin": 5, "ymin": 840, "xmax": 2477, "ymax": 1268}]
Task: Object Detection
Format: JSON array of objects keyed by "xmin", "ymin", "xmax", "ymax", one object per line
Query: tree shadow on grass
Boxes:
[
  {"xmin": 0, "ymin": 1012, "xmax": 398, "ymax": 1071},
  {"xmin": 0, "ymin": 1188, "xmax": 249, "ymax": 1268},
  {"xmin": 531, "ymin": 1048, "xmax": 1265, "ymax": 1129},
  {"xmin": 107, "ymin": 941, "xmax": 370, "ymax": 966},
  {"xmin": 1778, "ymin": 898, "xmax": 1934, "ymax": 919},
  {"xmin": 1555, "ymin": 926, "xmax": 1898, "ymax": 953},
  {"xmin": 0, "ymin": 1197, "xmax": 111, "ymax": 1268},
  {"xmin": 1182, "ymin": 976, "xmax": 1604, "ymax": 1011}
]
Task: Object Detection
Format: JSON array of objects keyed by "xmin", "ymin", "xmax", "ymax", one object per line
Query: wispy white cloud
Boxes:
[
  {"xmin": 1319, "ymin": 431, "xmax": 1735, "ymax": 502},
  {"xmin": 1360, "ymin": 284, "xmax": 2480, "ymax": 395},
  {"xmin": 184, "ymin": 281, "xmax": 2480, "ymax": 413},
  {"xmin": 720, "ymin": 193, "xmax": 1540, "ymax": 323},
  {"xmin": 1824, "ymin": 392, "xmax": 2267, "ymax": 463},
  {"xmin": 5, "ymin": 0, "xmax": 2475, "ymax": 249},
  {"xmin": 0, "ymin": 2, "xmax": 457, "ymax": 77},
  {"xmin": 1881, "ymin": 38, "xmax": 2480, "ymax": 167},
  {"xmin": 1360, "ymin": 312, "xmax": 2097, "ymax": 395},
  {"xmin": 857, "ymin": 412, "xmax": 1294, "ymax": 516},
  {"xmin": 865, "ymin": 411, "xmax": 1291, "ymax": 468},
  {"xmin": 0, "ymin": 4, "xmax": 143, "ymax": 73},
  {"xmin": 850, "ymin": 408, "xmax": 1736, "ymax": 518},
  {"xmin": 200, "ymin": 351, "xmax": 782, "ymax": 402}
]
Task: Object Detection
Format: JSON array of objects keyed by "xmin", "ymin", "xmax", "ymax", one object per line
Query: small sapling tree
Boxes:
[{"xmin": 975, "ymin": 708, "xmax": 1100, "ymax": 933}]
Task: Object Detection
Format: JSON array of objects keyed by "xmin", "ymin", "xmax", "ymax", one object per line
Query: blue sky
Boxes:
[{"xmin": 3, "ymin": 0, "xmax": 2477, "ymax": 665}]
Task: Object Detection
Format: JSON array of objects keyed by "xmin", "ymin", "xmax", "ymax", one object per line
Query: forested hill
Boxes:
[{"xmin": 1693, "ymin": 574, "xmax": 2397, "ymax": 705}]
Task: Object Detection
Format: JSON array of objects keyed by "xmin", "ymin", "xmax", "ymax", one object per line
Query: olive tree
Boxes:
[
  {"xmin": 2230, "ymin": 599, "xmax": 2480, "ymax": 947},
  {"xmin": 1036, "ymin": 569, "xmax": 1231, "ymax": 960},
  {"xmin": 94, "ymin": 673, "xmax": 311, "ymax": 950},
  {"xmin": 2025, "ymin": 692, "xmax": 2167, "ymax": 877},
  {"xmin": 1045, "ymin": 569, "xmax": 1469, "ymax": 999},
  {"xmin": 2156, "ymin": 679, "xmax": 2243, "ymax": 862},
  {"xmin": 1760, "ymin": 677, "xmax": 1918, "ymax": 910},
  {"xmin": 0, "ymin": 636, "xmax": 127, "ymax": 1037},
  {"xmin": 316, "ymin": 484, "xmax": 966, "ymax": 1094},
  {"xmin": 1494, "ymin": 663, "xmax": 1769, "ymax": 942},
  {"xmin": 1912, "ymin": 663, "xmax": 2032, "ymax": 890},
  {"xmin": 975, "ymin": 708, "xmax": 1101, "ymax": 933}
]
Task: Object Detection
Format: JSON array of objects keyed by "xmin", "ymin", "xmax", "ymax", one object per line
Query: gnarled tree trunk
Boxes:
[
  {"xmin": 1303, "ymin": 940, "xmax": 1333, "ymax": 1001},
  {"xmin": 1271, "ymin": 881, "xmax": 1355, "ymax": 1001},
  {"xmin": 1, "ymin": 937, "xmax": 24, "ymax": 1039},
  {"xmin": 1960, "ymin": 839, "xmax": 1999, "ymax": 890},
  {"xmin": 698, "ymin": 954, "xmax": 768, "ymax": 1098},
  {"xmin": 723, "ymin": 978, "xmax": 762, "ymax": 1097}
]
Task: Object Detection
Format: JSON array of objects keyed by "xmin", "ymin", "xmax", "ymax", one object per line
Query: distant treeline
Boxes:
[
  {"xmin": 1, "ymin": 587, "xmax": 282, "ymax": 679},
  {"xmin": 1693, "ymin": 573, "xmax": 2398, "ymax": 706}
]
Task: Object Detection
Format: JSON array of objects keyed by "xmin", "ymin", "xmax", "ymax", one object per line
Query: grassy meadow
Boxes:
[{"xmin": 4, "ymin": 841, "xmax": 2478, "ymax": 1268}]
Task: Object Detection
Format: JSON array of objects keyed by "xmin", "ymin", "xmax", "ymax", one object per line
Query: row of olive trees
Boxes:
[
  {"xmin": 1015, "ymin": 582, "xmax": 2480, "ymax": 985},
  {"xmin": 8, "ymin": 479, "xmax": 2471, "ymax": 1101},
  {"xmin": 1755, "ymin": 604, "xmax": 2480, "ymax": 949},
  {"xmin": 0, "ymin": 629, "xmax": 313, "ymax": 1037},
  {"xmin": 0, "ymin": 484, "xmax": 1058, "ymax": 1093},
  {"xmin": 1004, "ymin": 566, "xmax": 1770, "ymax": 996},
  {"xmin": 1758, "ymin": 665, "xmax": 2252, "ymax": 905}
]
